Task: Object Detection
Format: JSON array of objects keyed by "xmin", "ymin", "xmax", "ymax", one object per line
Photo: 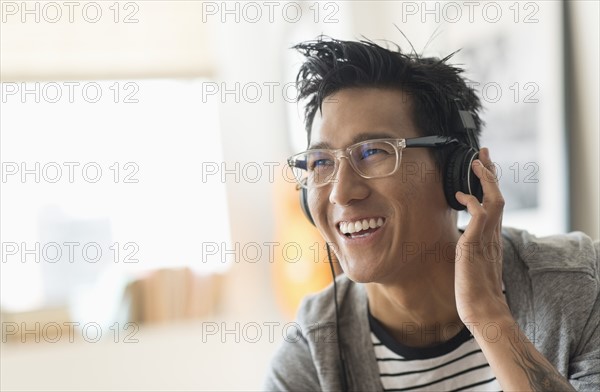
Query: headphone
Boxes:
[{"xmin": 299, "ymin": 99, "xmax": 483, "ymax": 225}]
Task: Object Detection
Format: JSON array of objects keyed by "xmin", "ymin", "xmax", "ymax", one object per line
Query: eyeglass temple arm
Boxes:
[{"xmin": 404, "ymin": 136, "xmax": 459, "ymax": 148}]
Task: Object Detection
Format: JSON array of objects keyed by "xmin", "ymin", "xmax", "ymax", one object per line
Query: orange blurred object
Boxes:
[{"xmin": 272, "ymin": 164, "xmax": 339, "ymax": 319}]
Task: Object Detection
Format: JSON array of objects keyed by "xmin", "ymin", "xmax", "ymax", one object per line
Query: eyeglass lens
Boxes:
[{"xmin": 292, "ymin": 140, "xmax": 400, "ymax": 187}]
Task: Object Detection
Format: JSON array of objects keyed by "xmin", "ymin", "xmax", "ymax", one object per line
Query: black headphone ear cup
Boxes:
[
  {"xmin": 299, "ymin": 186, "xmax": 315, "ymax": 226},
  {"xmin": 444, "ymin": 146, "xmax": 483, "ymax": 210},
  {"xmin": 444, "ymin": 147, "xmax": 465, "ymax": 210}
]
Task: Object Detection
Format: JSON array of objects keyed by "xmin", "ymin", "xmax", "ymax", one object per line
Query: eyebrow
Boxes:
[{"xmin": 308, "ymin": 132, "xmax": 396, "ymax": 150}]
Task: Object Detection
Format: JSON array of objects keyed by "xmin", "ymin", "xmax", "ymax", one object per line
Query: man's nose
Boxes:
[{"xmin": 328, "ymin": 157, "xmax": 370, "ymax": 206}]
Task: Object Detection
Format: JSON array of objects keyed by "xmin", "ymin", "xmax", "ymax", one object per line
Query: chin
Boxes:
[
  {"xmin": 339, "ymin": 259, "xmax": 383, "ymax": 284},
  {"xmin": 344, "ymin": 273, "xmax": 374, "ymax": 284}
]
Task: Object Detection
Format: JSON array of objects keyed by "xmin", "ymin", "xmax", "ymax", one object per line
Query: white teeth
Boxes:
[
  {"xmin": 348, "ymin": 223, "xmax": 356, "ymax": 234},
  {"xmin": 339, "ymin": 217, "xmax": 385, "ymax": 235}
]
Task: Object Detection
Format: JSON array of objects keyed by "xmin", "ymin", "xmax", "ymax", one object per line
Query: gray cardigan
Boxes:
[{"xmin": 263, "ymin": 228, "xmax": 600, "ymax": 391}]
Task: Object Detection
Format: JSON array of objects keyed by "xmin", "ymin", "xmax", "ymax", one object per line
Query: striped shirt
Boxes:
[{"xmin": 370, "ymin": 312, "xmax": 503, "ymax": 392}]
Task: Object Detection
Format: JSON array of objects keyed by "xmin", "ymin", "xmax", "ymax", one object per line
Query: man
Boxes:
[{"xmin": 264, "ymin": 37, "xmax": 599, "ymax": 391}]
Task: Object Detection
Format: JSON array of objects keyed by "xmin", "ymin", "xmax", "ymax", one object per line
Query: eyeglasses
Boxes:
[{"xmin": 287, "ymin": 136, "xmax": 459, "ymax": 189}]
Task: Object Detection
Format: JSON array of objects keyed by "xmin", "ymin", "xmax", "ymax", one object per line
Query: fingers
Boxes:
[
  {"xmin": 456, "ymin": 190, "xmax": 487, "ymax": 239},
  {"xmin": 475, "ymin": 148, "xmax": 505, "ymax": 230}
]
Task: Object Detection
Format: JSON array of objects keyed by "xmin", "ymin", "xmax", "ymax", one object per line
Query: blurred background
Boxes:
[{"xmin": 1, "ymin": 1, "xmax": 598, "ymax": 390}]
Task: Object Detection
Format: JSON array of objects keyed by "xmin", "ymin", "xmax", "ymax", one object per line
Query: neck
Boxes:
[{"xmin": 366, "ymin": 228, "xmax": 463, "ymax": 347}]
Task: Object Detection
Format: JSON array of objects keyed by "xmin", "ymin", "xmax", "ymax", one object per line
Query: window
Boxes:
[{"xmin": 1, "ymin": 79, "xmax": 232, "ymax": 316}]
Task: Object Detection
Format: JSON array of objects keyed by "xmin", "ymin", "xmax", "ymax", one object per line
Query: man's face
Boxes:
[{"xmin": 308, "ymin": 87, "xmax": 456, "ymax": 284}]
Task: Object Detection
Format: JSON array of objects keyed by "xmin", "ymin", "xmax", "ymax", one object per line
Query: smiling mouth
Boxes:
[{"xmin": 339, "ymin": 217, "xmax": 385, "ymax": 238}]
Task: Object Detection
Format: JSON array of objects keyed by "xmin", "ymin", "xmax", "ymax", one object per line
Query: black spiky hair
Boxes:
[{"xmin": 293, "ymin": 36, "xmax": 484, "ymax": 165}]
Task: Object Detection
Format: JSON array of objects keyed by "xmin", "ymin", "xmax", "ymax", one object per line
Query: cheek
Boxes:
[
  {"xmin": 384, "ymin": 171, "xmax": 421, "ymax": 208},
  {"xmin": 385, "ymin": 166, "xmax": 446, "ymax": 221},
  {"xmin": 402, "ymin": 159, "xmax": 445, "ymax": 200}
]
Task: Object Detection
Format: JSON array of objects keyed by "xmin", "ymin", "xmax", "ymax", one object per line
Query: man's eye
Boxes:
[
  {"xmin": 310, "ymin": 159, "xmax": 334, "ymax": 170},
  {"xmin": 361, "ymin": 148, "xmax": 385, "ymax": 159}
]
